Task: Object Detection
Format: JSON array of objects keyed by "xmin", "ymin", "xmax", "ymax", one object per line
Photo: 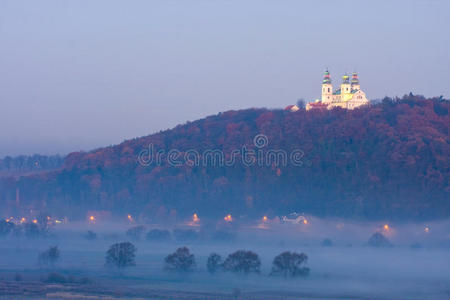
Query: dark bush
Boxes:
[
  {"xmin": 164, "ymin": 247, "xmax": 196, "ymax": 272},
  {"xmin": 173, "ymin": 229, "xmax": 199, "ymax": 242},
  {"xmin": 270, "ymin": 251, "xmax": 310, "ymax": 277},
  {"xmin": 222, "ymin": 250, "xmax": 261, "ymax": 274},
  {"xmin": 146, "ymin": 229, "xmax": 171, "ymax": 242},
  {"xmin": 38, "ymin": 246, "xmax": 60, "ymax": 267},
  {"xmin": 207, "ymin": 253, "xmax": 222, "ymax": 274},
  {"xmin": 126, "ymin": 226, "xmax": 146, "ymax": 241},
  {"xmin": 368, "ymin": 232, "xmax": 393, "ymax": 247},
  {"xmin": 105, "ymin": 242, "xmax": 137, "ymax": 270}
]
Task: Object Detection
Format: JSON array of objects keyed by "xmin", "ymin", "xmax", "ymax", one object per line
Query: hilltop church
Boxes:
[{"xmin": 305, "ymin": 70, "xmax": 370, "ymax": 110}]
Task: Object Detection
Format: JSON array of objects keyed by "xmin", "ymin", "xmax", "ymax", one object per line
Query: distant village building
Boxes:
[
  {"xmin": 281, "ymin": 212, "xmax": 308, "ymax": 224},
  {"xmin": 284, "ymin": 104, "xmax": 300, "ymax": 112},
  {"xmin": 306, "ymin": 70, "xmax": 370, "ymax": 111}
]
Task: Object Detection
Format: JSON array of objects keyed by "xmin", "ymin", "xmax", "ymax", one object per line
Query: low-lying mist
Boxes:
[{"xmin": 1, "ymin": 216, "xmax": 449, "ymax": 299}]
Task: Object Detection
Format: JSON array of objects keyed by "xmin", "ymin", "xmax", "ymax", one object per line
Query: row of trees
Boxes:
[
  {"xmin": 36, "ymin": 232, "xmax": 391, "ymax": 274},
  {"xmin": 0, "ymin": 220, "xmax": 50, "ymax": 238},
  {"xmin": 81, "ymin": 227, "xmax": 235, "ymax": 243},
  {"xmin": 105, "ymin": 242, "xmax": 310, "ymax": 277},
  {"xmin": 0, "ymin": 154, "xmax": 64, "ymax": 173}
]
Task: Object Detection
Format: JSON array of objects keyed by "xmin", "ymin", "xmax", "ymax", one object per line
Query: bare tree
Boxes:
[
  {"xmin": 105, "ymin": 242, "xmax": 137, "ymax": 270},
  {"xmin": 207, "ymin": 253, "xmax": 222, "ymax": 274},
  {"xmin": 38, "ymin": 246, "xmax": 60, "ymax": 267},
  {"xmin": 164, "ymin": 247, "xmax": 196, "ymax": 272},
  {"xmin": 296, "ymin": 99, "xmax": 306, "ymax": 109},
  {"xmin": 270, "ymin": 251, "xmax": 309, "ymax": 277},
  {"xmin": 222, "ymin": 250, "xmax": 261, "ymax": 274}
]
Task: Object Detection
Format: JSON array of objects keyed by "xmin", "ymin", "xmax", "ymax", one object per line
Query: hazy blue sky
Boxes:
[{"xmin": 1, "ymin": 0, "xmax": 449, "ymax": 157}]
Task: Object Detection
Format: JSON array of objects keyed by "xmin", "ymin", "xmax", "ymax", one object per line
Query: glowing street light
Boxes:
[
  {"xmin": 224, "ymin": 214, "xmax": 232, "ymax": 222},
  {"xmin": 127, "ymin": 214, "xmax": 133, "ymax": 222},
  {"xmin": 89, "ymin": 215, "xmax": 95, "ymax": 223},
  {"xmin": 383, "ymin": 224, "xmax": 390, "ymax": 231},
  {"xmin": 424, "ymin": 226, "xmax": 430, "ymax": 233},
  {"xmin": 192, "ymin": 213, "xmax": 200, "ymax": 223},
  {"xmin": 262, "ymin": 216, "xmax": 268, "ymax": 222}
]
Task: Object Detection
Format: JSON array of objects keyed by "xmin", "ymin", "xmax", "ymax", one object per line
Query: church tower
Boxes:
[
  {"xmin": 340, "ymin": 74, "xmax": 352, "ymax": 101},
  {"xmin": 321, "ymin": 69, "xmax": 333, "ymax": 103},
  {"xmin": 351, "ymin": 72, "xmax": 360, "ymax": 91}
]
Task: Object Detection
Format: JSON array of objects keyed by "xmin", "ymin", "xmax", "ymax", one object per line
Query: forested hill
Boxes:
[{"xmin": 1, "ymin": 95, "xmax": 449, "ymax": 220}]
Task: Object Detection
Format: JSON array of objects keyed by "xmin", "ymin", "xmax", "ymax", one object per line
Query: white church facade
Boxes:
[{"xmin": 305, "ymin": 70, "xmax": 370, "ymax": 111}]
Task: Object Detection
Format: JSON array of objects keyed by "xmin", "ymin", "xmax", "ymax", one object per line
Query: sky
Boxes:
[{"xmin": 1, "ymin": 0, "xmax": 449, "ymax": 157}]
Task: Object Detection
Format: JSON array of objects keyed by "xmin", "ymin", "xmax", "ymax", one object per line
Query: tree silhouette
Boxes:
[
  {"xmin": 222, "ymin": 250, "xmax": 261, "ymax": 274},
  {"xmin": 368, "ymin": 232, "xmax": 393, "ymax": 247},
  {"xmin": 270, "ymin": 251, "xmax": 309, "ymax": 277},
  {"xmin": 105, "ymin": 242, "xmax": 137, "ymax": 270},
  {"xmin": 207, "ymin": 253, "xmax": 222, "ymax": 274},
  {"xmin": 38, "ymin": 246, "xmax": 60, "ymax": 267},
  {"xmin": 164, "ymin": 247, "xmax": 196, "ymax": 272}
]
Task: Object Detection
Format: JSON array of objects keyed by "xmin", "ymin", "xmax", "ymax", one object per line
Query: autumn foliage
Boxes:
[{"xmin": 0, "ymin": 95, "xmax": 448, "ymax": 220}]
